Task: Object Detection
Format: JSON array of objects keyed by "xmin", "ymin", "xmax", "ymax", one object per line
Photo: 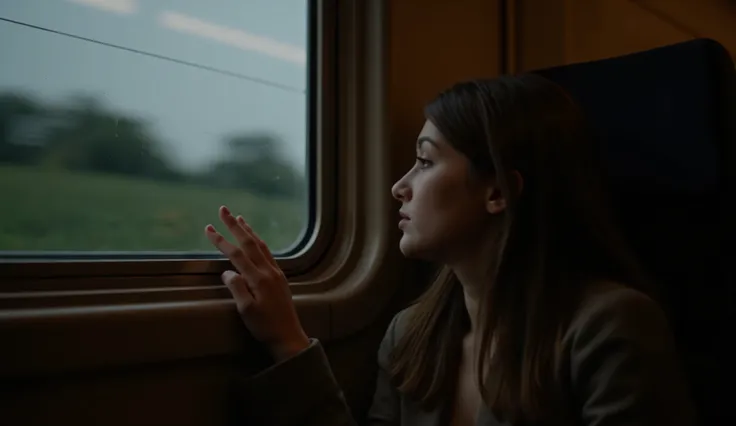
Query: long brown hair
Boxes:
[{"xmin": 388, "ymin": 74, "xmax": 648, "ymax": 424}]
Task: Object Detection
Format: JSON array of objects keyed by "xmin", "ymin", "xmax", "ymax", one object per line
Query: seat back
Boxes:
[{"xmin": 534, "ymin": 39, "xmax": 736, "ymax": 424}]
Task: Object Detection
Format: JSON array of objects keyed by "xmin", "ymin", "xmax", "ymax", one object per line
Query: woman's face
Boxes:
[{"xmin": 391, "ymin": 120, "xmax": 503, "ymax": 262}]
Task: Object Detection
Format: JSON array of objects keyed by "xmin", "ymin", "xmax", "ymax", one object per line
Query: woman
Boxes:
[{"xmin": 205, "ymin": 74, "xmax": 698, "ymax": 425}]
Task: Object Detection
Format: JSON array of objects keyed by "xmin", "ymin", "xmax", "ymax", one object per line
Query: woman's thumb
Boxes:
[{"xmin": 221, "ymin": 270, "xmax": 254, "ymax": 314}]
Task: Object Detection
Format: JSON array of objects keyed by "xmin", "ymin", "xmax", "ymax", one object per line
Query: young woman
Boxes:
[{"xmin": 205, "ymin": 74, "xmax": 698, "ymax": 425}]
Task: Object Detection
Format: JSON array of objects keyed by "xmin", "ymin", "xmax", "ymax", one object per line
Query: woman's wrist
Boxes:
[{"xmin": 270, "ymin": 333, "xmax": 311, "ymax": 363}]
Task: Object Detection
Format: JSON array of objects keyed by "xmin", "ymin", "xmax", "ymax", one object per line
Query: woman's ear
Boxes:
[
  {"xmin": 485, "ymin": 185, "xmax": 507, "ymax": 214},
  {"xmin": 484, "ymin": 171, "xmax": 523, "ymax": 214},
  {"xmin": 510, "ymin": 170, "xmax": 524, "ymax": 198}
]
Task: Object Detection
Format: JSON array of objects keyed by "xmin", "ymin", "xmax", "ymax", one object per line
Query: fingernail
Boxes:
[
  {"xmin": 206, "ymin": 224, "xmax": 215, "ymax": 232},
  {"xmin": 222, "ymin": 205, "xmax": 230, "ymax": 215}
]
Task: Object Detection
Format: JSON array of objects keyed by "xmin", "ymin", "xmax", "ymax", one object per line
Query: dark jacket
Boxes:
[{"xmin": 238, "ymin": 282, "xmax": 698, "ymax": 425}]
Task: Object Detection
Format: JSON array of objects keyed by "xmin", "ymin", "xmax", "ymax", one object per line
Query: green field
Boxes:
[{"xmin": 0, "ymin": 165, "xmax": 306, "ymax": 253}]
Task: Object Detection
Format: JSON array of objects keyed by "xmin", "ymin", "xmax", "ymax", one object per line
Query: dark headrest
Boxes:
[
  {"xmin": 535, "ymin": 38, "xmax": 734, "ymax": 193},
  {"xmin": 533, "ymin": 39, "xmax": 736, "ymax": 423},
  {"xmin": 531, "ymin": 38, "xmax": 735, "ymax": 306}
]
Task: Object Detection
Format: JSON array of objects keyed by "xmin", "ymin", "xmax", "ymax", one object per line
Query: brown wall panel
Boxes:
[{"xmin": 514, "ymin": 0, "xmax": 734, "ymax": 72}]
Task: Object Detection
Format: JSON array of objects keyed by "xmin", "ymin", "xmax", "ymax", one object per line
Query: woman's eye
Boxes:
[{"xmin": 416, "ymin": 157, "xmax": 432, "ymax": 168}]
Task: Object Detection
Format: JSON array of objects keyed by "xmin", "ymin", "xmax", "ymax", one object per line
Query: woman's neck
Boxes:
[
  {"xmin": 447, "ymin": 225, "xmax": 500, "ymax": 334},
  {"xmin": 452, "ymin": 262, "xmax": 490, "ymax": 334}
]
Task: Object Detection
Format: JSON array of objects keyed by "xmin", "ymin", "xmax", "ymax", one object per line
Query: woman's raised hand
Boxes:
[{"xmin": 205, "ymin": 205, "xmax": 310, "ymax": 362}]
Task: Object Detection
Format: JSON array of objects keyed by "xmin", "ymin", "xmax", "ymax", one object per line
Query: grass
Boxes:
[{"xmin": 0, "ymin": 165, "xmax": 306, "ymax": 253}]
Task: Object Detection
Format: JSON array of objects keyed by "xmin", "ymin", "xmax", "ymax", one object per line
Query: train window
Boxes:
[{"xmin": 0, "ymin": 1, "xmax": 311, "ymax": 262}]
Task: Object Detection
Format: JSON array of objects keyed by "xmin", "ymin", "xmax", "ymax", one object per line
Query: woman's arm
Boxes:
[
  {"xmin": 238, "ymin": 339, "xmax": 359, "ymax": 426},
  {"xmin": 238, "ymin": 313, "xmax": 402, "ymax": 426},
  {"xmin": 204, "ymin": 206, "xmax": 400, "ymax": 425}
]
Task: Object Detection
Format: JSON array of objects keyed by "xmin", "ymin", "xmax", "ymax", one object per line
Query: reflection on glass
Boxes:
[{"xmin": 0, "ymin": 0, "xmax": 309, "ymax": 254}]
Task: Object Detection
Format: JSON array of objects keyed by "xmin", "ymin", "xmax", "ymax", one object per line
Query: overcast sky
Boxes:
[{"xmin": 0, "ymin": 0, "xmax": 308, "ymax": 172}]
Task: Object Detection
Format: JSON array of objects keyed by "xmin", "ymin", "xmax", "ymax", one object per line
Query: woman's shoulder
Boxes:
[
  {"xmin": 560, "ymin": 282, "xmax": 698, "ymax": 424},
  {"xmin": 376, "ymin": 304, "xmax": 417, "ymax": 365},
  {"xmin": 564, "ymin": 280, "xmax": 673, "ymax": 355},
  {"xmin": 574, "ymin": 280, "xmax": 664, "ymax": 324},
  {"xmin": 383, "ymin": 304, "xmax": 416, "ymax": 344},
  {"xmin": 390, "ymin": 304, "xmax": 418, "ymax": 336}
]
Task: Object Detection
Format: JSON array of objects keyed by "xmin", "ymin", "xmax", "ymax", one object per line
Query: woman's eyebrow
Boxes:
[{"xmin": 417, "ymin": 136, "xmax": 439, "ymax": 150}]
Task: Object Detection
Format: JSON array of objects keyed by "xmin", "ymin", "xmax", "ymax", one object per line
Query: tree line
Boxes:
[{"xmin": 0, "ymin": 92, "xmax": 305, "ymax": 199}]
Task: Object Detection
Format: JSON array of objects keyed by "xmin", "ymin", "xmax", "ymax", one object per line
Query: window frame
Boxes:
[
  {"xmin": 0, "ymin": 0, "xmax": 399, "ymax": 351},
  {"xmin": 3, "ymin": 0, "xmax": 516, "ymax": 378}
]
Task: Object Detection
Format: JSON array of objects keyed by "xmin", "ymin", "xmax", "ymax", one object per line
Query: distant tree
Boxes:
[
  {"xmin": 0, "ymin": 93, "xmax": 48, "ymax": 164},
  {"xmin": 40, "ymin": 95, "xmax": 181, "ymax": 181},
  {"xmin": 0, "ymin": 91, "xmax": 306, "ymax": 198},
  {"xmin": 206, "ymin": 132, "xmax": 305, "ymax": 198}
]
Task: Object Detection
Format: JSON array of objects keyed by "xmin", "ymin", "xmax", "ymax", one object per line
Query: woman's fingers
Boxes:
[
  {"xmin": 205, "ymin": 224, "xmax": 258, "ymax": 278},
  {"xmin": 221, "ymin": 270, "xmax": 254, "ymax": 313},
  {"xmin": 206, "ymin": 206, "xmax": 284, "ymax": 303},
  {"xmin": 219, "ymin": 205, "xmax": 249, "ymax": 245},
  {"xmin": 217, "ymin": 206, "xmax": 269, "ymax": 267},
  {"xmin": 205, "ymin": 207, "xmax": 307, "ymax": 358},
  {"xmin": 236, "ymin": 215, "xmax": 279, "ymax": 269}
]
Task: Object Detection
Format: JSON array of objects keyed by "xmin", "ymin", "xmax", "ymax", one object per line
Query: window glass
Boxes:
[{"xmin": 0, "ymin": 0, "xmax": 310, "ymax": 255}]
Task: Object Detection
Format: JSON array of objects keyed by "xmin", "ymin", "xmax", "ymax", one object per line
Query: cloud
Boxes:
[
  {"xmin": 159, "ymin": 11, "xmax": 306, "ymax": 66},
  {"xmin": 66, "ymin": 0, "xmax": 138, "ymax": 15}
]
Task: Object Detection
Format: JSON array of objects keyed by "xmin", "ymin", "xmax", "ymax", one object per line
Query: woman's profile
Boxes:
[{"xmin": 204, "ymin": 74, "xmax": 698, "ymax": 425}]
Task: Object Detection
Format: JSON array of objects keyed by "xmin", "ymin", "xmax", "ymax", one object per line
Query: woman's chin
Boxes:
[
  {"xmin": 398, "ymin": 235, "xmax": 417, "ymax": 258},
  {"xmin": 399, "ymin": 235, "xmax": 434, "ymax": 260}
]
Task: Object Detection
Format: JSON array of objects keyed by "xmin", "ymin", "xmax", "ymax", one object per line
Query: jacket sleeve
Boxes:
[
  {"xmin": 237, "ymin": 313, "xmax": 402, "ymax": 426},
  {"xmin": 568, "ymin": 288, "xmax": 699, "ymax": 426},
  {"xmin": 365, "ymin": 312, "xmax": 402, "ymax": 425}
]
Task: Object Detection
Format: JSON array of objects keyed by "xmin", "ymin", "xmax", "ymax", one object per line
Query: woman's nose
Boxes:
[{"xmin": 391, "ymin": 177, "xmax": 411, "ymax": 202}]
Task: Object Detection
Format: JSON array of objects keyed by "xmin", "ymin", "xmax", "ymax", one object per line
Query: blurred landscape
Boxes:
[{"xmin": 0, "ymin": 92, "xmax": 307, "ymax": 253}]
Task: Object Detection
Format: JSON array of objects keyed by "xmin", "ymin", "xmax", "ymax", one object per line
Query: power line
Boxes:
[{"xmin": 0, "ymin": 16, "xmax": 306, "ymax": 94}]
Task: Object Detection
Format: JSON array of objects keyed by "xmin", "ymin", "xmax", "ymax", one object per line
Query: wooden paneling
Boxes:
[
  {"xmin": 513, "ymin": 0, "xmax": 734, "ymax": 72},
  {"xmin": 564, "ymin": 0, "xmax": 694, "ymax": 63},
  {"xmin": 389, "ymin": 0, "xmax": 502, "ymax": 155},
  {"xmin": 635, "ymin": 0, "xmax": 736, "ymax": 54},
  {"xmin": 514, "ymin": 0, "xmax": 568, "ymax": 71}
]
